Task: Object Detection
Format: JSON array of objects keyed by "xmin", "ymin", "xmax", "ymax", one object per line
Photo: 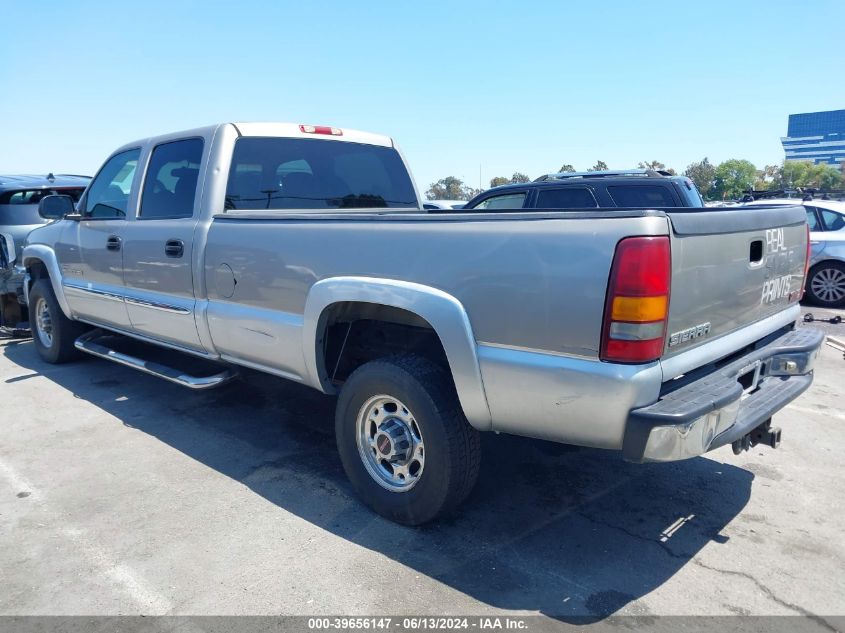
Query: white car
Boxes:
[
  {"xmin": 745, "ymin": 198, "xmax": 845, "ymax": 307},
  {"xmin": 422, "ymin": 199, "xmax": 466, "ymax": 210}
]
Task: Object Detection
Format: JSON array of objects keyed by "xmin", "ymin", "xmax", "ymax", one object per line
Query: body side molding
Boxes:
[{"xmin": 302, "ymin": 276, "xmax": 492, "ymax": 430}]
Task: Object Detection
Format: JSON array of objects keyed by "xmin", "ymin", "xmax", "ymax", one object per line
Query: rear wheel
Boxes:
[
  {"xmin": 806, "ymin": 261, "xmax": 845, "ymax": 308},
  {"xmin": 29, "ymin": 279, "xmax": 86, "ymax": 363},
  {"xmin": 335, "ymin": 355, "xmax": 481, "ymax": 525}
]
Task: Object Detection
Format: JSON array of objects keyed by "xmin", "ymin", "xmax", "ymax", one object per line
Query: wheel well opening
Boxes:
[
  {"xmin": 320, "ymin": 302, "xmax": 450, "ymax": 386},
  {"xmin": 27, "ymin": 260, "xmax": 48, "ymax": 283}
]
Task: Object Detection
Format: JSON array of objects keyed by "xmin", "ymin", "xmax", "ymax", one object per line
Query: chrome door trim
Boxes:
[
  {"xmin": 63, "ymin": 281, "xmax": 192, "ymax": 315},
  {"xmin": 63, "ymin": 281, "xmax": 124, "ymax": 303},
  {"xmin": 124, "ymin": 295, "xmax": 192, "ymax": 314}
]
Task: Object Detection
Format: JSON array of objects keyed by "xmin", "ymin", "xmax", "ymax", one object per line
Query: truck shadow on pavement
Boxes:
[{"xmin": 3, "ymin": 340, "xmax": 754, "ymax": 621}]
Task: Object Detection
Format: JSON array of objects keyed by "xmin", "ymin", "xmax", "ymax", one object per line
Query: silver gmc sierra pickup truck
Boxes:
[{"xmin": 23, "ymin": 122, "xmax": 823, "ymax": 524}]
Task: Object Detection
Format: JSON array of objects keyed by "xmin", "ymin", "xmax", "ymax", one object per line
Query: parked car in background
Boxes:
[
  {"xmin": 422, "ymin": 199, "xmax": 466, "ymax": 210},
  {"xmin": 0, "ymin": 174, "xmax": 90, "ymax": 329},
  {"xmin": 463, "ymin": 169, "xmax": 704, "ymax": 210},
  {"xmin": 745, "ymin": 198, "xmax": 845, "ymax": 307}
]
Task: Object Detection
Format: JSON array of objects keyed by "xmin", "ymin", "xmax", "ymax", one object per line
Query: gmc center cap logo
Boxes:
[{"xmin": 377, "ymin": 434, "xmax": 392, "ymax": 455}]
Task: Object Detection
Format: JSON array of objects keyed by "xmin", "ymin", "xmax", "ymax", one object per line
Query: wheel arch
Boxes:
[
  {"xmin": 22, "ymin": 245, "xmax": 72, "ymax": 318},
  {"xmin": 303, "ymin": 277, "xmax": 492, "ymax": 430}
]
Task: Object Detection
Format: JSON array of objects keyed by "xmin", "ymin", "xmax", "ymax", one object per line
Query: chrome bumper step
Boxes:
[{"xmin": 75, "ymin": 329, "xmax": 237, "ymax": 390}]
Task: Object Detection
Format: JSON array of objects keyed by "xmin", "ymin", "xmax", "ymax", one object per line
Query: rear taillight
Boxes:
[
  {"xmin": 600, "ymin": 236, "xmax": 671, "ymax": 363},
  {"xmin": 800, "ymin": 223, "xmax": 811, "ymax": 301},
  {"xmin": 299, "ymin": 124, "xmax": 343, "ymax": 136}
]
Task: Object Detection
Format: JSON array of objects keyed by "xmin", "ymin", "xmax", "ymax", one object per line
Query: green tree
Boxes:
[
  {"xmin": 712, "ymin": 159, "xmax": 757, "ymax": 200},
  {"xmin": 587, "ymin": 160, "xmax": 608, "ymax": 172},
  {"xmin": 754, "ymin": 164, "xmax": 782, "ymax": 191},
  {"xmin": 489, "ymin": 172, "xmax": 531, "ymax": 188},
  {"xmin": 779, "ymin": 161, "xmax": 843, "ymax": 190},
  {"xmin": 684, "ymin": 158, "xmax": 716, "ymax": 200},
  {"xmin": 637, "ymin": 160, "xmax": 676, "ymax": 174},
  {"xmin": 425, "ymin": 176, "xmax": 478, "ymax": 201},
  {"xmin": 558, "ymin": 163, "xmax": 575, "ymax": 173}
]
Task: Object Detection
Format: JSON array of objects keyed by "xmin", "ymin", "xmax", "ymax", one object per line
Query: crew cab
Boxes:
[
  {"xmin": 22, "ymin": 123, "xmax": 822, "ymax": 524},
  {"xmin": 463, "ymin": 169, "xmax": 704, "ymax": 210}
]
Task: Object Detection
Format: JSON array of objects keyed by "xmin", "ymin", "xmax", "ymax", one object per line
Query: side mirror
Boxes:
[{"xmin": 38, "ymin": 194, "xmax": 76, "ymax": 220}]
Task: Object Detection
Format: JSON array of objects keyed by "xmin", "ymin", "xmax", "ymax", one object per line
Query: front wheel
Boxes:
[
  {"xmin": 806, "ymin": 261, "xmax": 845, "ymax": 308},
  {"xmin": 335, "ymin": 355, "xmax": 481, "ymax": 525},
  {"xmin": 29, "ymin": 278, "xmax": 86, "ymax": 363}
]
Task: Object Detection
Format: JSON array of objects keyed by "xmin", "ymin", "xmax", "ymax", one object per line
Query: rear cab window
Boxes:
[
  {"xmin": 607, "ymin": 185, "xmax": 679, "ymax": 207},
  {"xmin": 224, "ymin": 137, "xmax": 417, "ymax": 211}
]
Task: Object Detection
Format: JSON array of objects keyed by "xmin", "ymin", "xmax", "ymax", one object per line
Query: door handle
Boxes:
[
  {"xmin": 106, "ymin": 235, "xmax": 121, "ymax": 251},
  {"xmin": 165, "ymin": 239, "xmax": 184, "ymax": 258}
]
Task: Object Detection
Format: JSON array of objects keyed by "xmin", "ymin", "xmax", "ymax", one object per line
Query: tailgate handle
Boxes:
[{"xmin": 749, "ymin": 240, "xmax": 763, "ymax": 264}]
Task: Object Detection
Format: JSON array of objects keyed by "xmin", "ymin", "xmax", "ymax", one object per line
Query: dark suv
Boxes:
[
  {"xmin": 463, "ymin": 169, "xmax": 704, "ymax": 210},
  {"xmin": 1, "ymin": 174, "xmax": 90, "ymax": 329}
]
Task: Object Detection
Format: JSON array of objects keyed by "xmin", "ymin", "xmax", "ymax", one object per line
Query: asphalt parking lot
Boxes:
[{"xmin": 1, "ymin": 309, "xmax": 844, "ymax": 624}]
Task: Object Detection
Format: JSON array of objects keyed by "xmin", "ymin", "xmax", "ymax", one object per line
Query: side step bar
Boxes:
[{"xmin": 75, "ymin": 330, "xmax": 237, "ymax": 390}]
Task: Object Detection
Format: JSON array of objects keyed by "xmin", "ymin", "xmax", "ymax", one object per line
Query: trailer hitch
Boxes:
[
  {"xmin": 803, "ymin": 312, "xmax": 842, "ymax": 324},
  {"xmin": 732, "ymin": 418, "xmax": 782, "ymax": 454}
]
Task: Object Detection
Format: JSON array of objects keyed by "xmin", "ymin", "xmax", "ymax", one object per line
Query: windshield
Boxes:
[{"xmin": 224, "ymin": 137, "xmax": 418, "ymax": 211}]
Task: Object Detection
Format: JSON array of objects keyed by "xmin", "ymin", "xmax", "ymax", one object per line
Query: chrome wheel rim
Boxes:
[
  {"xmin": 34, "ymin": 298, "xmax": 53, "ymax": 348},
  {"xmin": 356, "ymin": 394, "xmax": 425, "ymax": 492},
  {"xmin": 811, "ymin": 267, "xmax": 845, "ymax": 303}
]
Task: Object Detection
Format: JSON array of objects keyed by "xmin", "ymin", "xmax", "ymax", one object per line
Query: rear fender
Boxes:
[{"xmin": 303, "ymin": 276, "xmax": 492, "ymax": 430}]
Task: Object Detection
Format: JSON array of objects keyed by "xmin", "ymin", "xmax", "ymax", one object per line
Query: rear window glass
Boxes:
[
  {"xmin": 536, "ymin": 187, "xmax": 598, "ymax": 208},
  {"xmin": 607, "ymin": 185, "xmax": 678, "ymax": 207},
  {"xmin": 224, "ymin": 138, "xmax": 417, "ymax": 210},
  {"xmin": 0, "ymin": 188, "xmax": 85, "ymax": 205}
]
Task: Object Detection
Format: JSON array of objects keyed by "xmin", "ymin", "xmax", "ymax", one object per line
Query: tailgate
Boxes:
[{"xmin": 663, "ymin": 204, "xmax": 807, "ymax": 360}]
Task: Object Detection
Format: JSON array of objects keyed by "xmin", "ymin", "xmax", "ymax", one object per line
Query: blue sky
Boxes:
[{"xmin": 1, "ymin": 0, "xmax": 843, "ymax": 192}]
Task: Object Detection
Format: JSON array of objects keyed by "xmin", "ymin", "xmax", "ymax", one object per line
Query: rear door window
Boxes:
[
  {"xmin": 470, "ymin": 192, "xmax": 527, "ymax": 210},
  {"xmin": 535, "ymin": 187, "xmax": 597, "ymax": 208},
  {"xmin": 225, "ymin": 137, "xmax": 417, "ymax": 210},
  {"xmin": 607, "ymin": 185, "xmax": 678, "ymax": 207},
  {"xmin": 140, "ymin": 138, "xmax": 204, "ymax": 219}
]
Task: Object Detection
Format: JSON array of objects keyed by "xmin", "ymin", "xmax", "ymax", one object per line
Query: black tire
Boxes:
[
  {"xmin": 29, "ymin": 278, "xmax": 86, "ymax": 363},
  {"xmin": 335, "ymin": 355, "xmax": 481, "ymax": 525},
  {"xmin": 805, "ymin": 261, "xmax": 845, "ymax": 308}
]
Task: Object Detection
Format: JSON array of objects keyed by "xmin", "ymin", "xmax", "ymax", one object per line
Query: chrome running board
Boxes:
[{"xmin": 75, "ymin": 329, "xmax": 237, "ymax": 390}]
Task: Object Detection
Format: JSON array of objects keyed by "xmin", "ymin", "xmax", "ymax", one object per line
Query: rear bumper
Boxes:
[{"xmin": 623, "ymin": 327, "xmax": 824, "ymax": 463}]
